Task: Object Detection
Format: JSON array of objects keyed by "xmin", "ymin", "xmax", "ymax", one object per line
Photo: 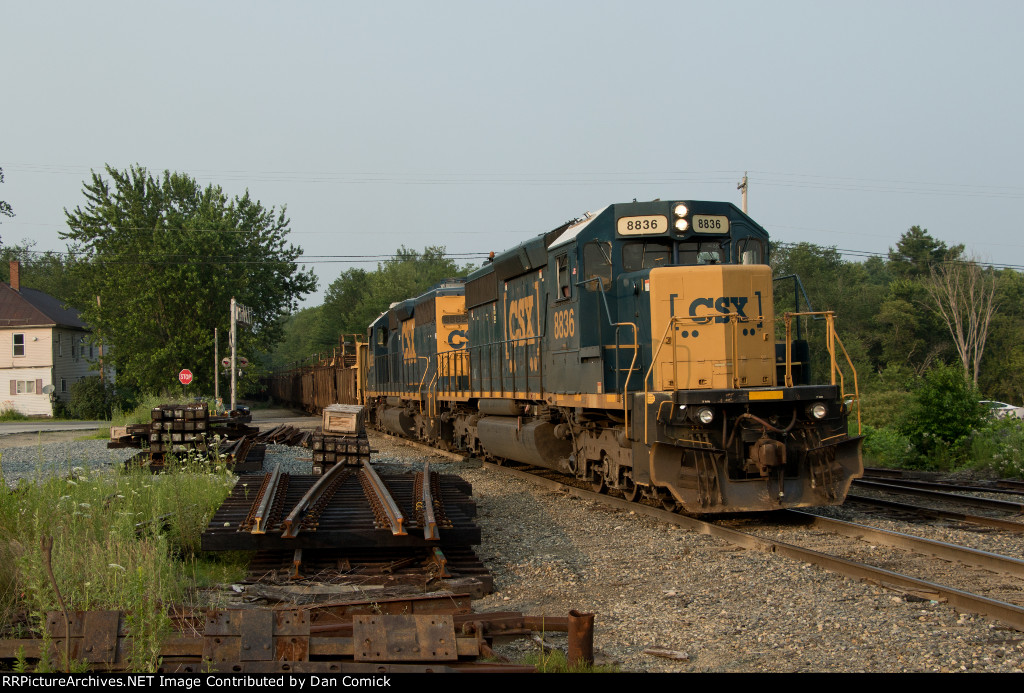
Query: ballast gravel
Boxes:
[{"xmin": 4, "ymin": 434, "xmax": 1024, "ymax": 672}]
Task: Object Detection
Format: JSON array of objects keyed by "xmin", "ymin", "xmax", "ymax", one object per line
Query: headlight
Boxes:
[
  {"xmin": 674, "ymin": 203, "xmax": 688, "ymax": 217},
  {"xmin": 675, "ymin": 219, "xmax": 689, "ymax": 232},
  {"xmin": 810, "ymin": 403, "xmax": 828, "ymax": 419},
  {"xmin": 697, "ymin": 407, "xmax": 714, "ymax": 424}
]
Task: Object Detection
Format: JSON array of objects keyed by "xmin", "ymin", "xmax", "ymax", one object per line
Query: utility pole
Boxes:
[
  {"xmin": 230, "ymin": 298, "xmax": 237, "ymax": 413},
  {"xmin": 737, "ymin": 172, "xmax": 748, "ymax": 213},
  {"xmin": 214, "ymin": 327, "xmax": 219, "ymax": 413},
  {"xmin": 96, "ymin": 295, "xmax": 104, "ymax": 383}
]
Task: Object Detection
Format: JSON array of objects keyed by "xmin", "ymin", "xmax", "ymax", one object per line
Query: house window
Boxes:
[
  {"xmin": 57, "ymin": 335, "xmax": 63, "ymax": 357},
  {"xmin": 16, "ymin": 380, "xmax": 35, "ymax": 394},
  {"xmin": 13, "ymin": 334, "xmax": 25, "ymax": 357},
  {"xmin": 60, "ymin": 378, "xmax": 67, "ymax": 393}
]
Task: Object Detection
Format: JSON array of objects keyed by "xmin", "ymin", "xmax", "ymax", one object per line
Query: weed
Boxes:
[
  {"xmin": 13, "ymin": 646, "xmax": 29, "ymax": 673},
  {"xmin": 0, "ymin": 459, "xmax": 238, "ymax": 671},
  {"xmin": 522, "ymin": 647, "xmax": 618, "ymax": 673},
  {"xmin": 0, "ymin": 406, "xmax": 30, "ymax": 422}
]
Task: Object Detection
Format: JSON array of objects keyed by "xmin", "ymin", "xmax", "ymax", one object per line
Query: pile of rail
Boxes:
[
  {"xmin": 0, "ymin": 602, "xmax": 595, "ymax": 673},
  {"xmin": 108, "ymin": 403, "xmax": 264, "ymax": 472},
  {"xmin": 202, "ymin": 459, "xmax": 486, "ymax": 592}
]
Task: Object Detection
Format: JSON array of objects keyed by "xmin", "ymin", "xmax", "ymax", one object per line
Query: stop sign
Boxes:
[{"xmin": 178, "ymin": 369, "xmax": 194, "ymax": 385}]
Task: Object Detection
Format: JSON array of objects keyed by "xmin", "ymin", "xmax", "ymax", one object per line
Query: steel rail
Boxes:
[
  {"xmin": 281, "ymin": 462, "xmax": 349, "ymax": 539},
  {"xmin": 361, "ymin": 460, "xmax": 407, "ymax": 536},
  {"xmin": 788, "ymin": 510, "xmax": 1024, "ymax": 579},
  {"xmin": 846, "ymin": 493, "xmax": 1024, "ymax": 534},
  {"xmin": 420, "ymin": 462, "xmax": 439, "ymax": 541},
  {"xmin": 251, "ymin": 463, "xmax": 283, "ymax": 535},
  {"xmin": 482, "ymin": 461, "xmax": 1024, "ymax": 631},
  {"xmin": 854, "ymin": 479, "xmax": 1024, "ymax": 512},
  {"xmin": 862, "ymin": 474, "xmax": 1024, "ymax": 497}
]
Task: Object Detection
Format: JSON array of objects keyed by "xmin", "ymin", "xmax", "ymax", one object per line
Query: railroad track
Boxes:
[
  {"xmin": 849, "ymin": 471, "xmax": 1024, "ymax": 530},
  {"xmin": 483, "ymin": 459, "xmax": 1024, "ymax": 630},
  {"xmin": 376, "ymin": 431, "xmax": 1024, "ymax": 630},
  {"xmin": 201, "ymin": 456, "xmax": 490, "ymax": 593}
]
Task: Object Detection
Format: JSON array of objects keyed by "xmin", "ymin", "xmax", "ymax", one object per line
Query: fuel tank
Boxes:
[{"xmin": 476, "ymin": 416, "xmax": 572, "ymax": 468}]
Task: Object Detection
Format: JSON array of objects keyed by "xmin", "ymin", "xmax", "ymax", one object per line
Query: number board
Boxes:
[
  {"xmin": 691, "ymin": 215, "xmax": 730, "ymax": 233},
  {"xmin": 617, "ymin": 215, "xmax": 668, "ymax": 235}
]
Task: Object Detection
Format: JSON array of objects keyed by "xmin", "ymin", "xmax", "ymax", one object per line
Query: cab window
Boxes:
[
  {"xmin": 556, "ymin": 253, "xmax": 572, "ymax": 299},
  {"xmin": 622, "ymin": 241, "xmax": 671, "ymax": 272},
  {"xmin": 736, "ymin": 238, "xmax": 764, "ymax": 264},
  {"xmin": 583, "ymin": 241, "xmax": 612, "ymax": 291},
  {"xmin": 679, "ymin": 241, "xmax": 725, "ymax": 265}
]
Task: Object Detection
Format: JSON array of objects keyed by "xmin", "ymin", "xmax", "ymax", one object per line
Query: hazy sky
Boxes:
[{"xmin": 2, "ymin": 1, "xmax": 1022, "ymax": 306}]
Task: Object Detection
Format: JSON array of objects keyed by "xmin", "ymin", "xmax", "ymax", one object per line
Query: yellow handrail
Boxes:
[{"xmin": 782, "ymin": 311, "xmax": 861, "ymax": 435}]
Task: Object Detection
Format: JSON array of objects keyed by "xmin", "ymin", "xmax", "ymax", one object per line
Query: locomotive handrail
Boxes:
[
  {"xmin": 415, "ymin": 356, "xmax": 431, "ymax": 413},
  {"xmin": 577, "ymin": 276, "xmax": 638, "ymax": 433},
  {"xmin": 773, "ymin": 273, "xmax": 821, "ymax": 342},
  {"xmin": 580, "ymin": 277, "xmax": 640, "ymax": 392},
  {"xmin": 782, "ymin": 311, "xmax": 861, "ymax": 435}
]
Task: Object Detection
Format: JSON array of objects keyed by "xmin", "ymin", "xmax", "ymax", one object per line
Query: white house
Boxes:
[{"xmin": 0, "ymin": 261, "xmax": 106, "ymax": 416}]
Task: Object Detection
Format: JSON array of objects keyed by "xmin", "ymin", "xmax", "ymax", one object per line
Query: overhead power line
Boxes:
[{"xmin": 6, "ymin": 162, "xmax": 1023, "ymax": 199}]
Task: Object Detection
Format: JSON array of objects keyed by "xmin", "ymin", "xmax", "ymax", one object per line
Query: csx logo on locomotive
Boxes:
[
  {"xmin": 446, "ymin": 330, "xmax": 468, "ymax": 349},
  {"xmin": 688, "ymin": 296, "xmax": 749, "ymax": 324},
  {"xmin": 507, "ymin": 295, "xmax": 537, "ymax": 340}
]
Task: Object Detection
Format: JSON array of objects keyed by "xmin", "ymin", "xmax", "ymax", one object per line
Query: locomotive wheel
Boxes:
[
  {"xmin": 621, "ymin": 478, "xmax": 640, "ymax": 503},
  {"xmin": 591, "ymin": 469, "xmax": 607, "ymax": 494},
  {"xmin": 657, "ymin": 490, "xmax": 680, "ymax": 512}
]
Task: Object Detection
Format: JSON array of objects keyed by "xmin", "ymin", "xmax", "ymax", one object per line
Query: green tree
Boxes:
[
  {"xmin": 62, "ymin": 165, "xmax": 317, "ymax": 395},
  {"xmin": 0, "ymin": 240, "xmax": 82, "ymax": 303},
  {"xmin": 0, "ymin": 167, "xmax": 13, "ymax": 224},
  {"xmin": 312, "ymin": 246, "xmax": 474, "ymax": 350},
  {"xmin": 887, "ymin": 225, "xmax": 964, "ymax": 279},
  {"xmin": 978, "ymin": 269, "xmax": 1024, "ymax": 403},
  {"xmin": 263, "ymin": 305, "xmax": 325, "ymax": 370}
]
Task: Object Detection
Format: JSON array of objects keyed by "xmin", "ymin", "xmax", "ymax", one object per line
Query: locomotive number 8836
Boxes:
[{"xmin": 363, "ymin": 199, "xmax": 863, "ymax": 513}]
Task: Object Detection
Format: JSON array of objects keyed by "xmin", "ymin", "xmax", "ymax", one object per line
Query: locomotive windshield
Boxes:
[
  {"xmin": 679, "ymin": 240, "xmax": 726, "ymax": 265},
  {"xmin": 622, "ymin": 240, "xmax": 672, "ymax": 272}
]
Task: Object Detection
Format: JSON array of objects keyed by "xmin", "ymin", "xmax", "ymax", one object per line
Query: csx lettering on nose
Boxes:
[{"xmin": 687, "ymin": 296, "xmax": 749, "ymax": 323}]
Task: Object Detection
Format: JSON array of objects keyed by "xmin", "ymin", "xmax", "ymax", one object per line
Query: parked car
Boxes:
[{"xmin": 980, "ymin": 401, "xmax": 1024, "ymax": 420}]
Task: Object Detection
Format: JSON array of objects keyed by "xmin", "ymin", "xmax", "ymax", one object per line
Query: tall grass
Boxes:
[{"xmin": 0, "ymin": 454, "xmax": 239, "ymax": 671}]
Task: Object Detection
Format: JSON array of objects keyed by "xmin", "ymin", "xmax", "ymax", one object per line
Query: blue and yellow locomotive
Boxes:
[{"xmin": 364, "ymin": 199, "xmax": 863, "ymax": 513}]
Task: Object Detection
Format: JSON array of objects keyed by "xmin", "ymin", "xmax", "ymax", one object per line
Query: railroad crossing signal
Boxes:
[{"xmin": 178, "ymin": 369, "xmax": 194, "ymax": 385}]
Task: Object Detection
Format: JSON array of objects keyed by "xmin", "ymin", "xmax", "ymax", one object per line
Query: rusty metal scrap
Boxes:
[{"xmin": 0, "ymin": 606, "xmax": 587, "ymax": 673}]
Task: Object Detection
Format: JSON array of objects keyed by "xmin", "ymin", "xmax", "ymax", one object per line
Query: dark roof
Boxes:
[{"xmin": 0, "ymin": 283, "xmax": 88, "ymax": 329}]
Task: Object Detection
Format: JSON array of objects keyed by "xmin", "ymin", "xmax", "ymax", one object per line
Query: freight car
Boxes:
[{"xmin": 355, "ymin": 199, "xmax": 863, "ymax": 514}]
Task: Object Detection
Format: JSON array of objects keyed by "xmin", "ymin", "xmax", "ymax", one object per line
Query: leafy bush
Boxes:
[
  {"xmin": 969, "ymin": 418, "xmax": 1024, "ymax": 478},
  {"xmin": 858, "ymin": 365, "xmax": 915, "ymax": 431},
  {"xmin": 862, "ymin": 425, "xmax": 915, "ymax": 467},
  {"xmin": 899, "ymin": 364, "xmax": 985, "ymax": 468},
  {"xmin": 67, "ymin": 377, "xmax": 113, "ymax": 420},
  {"xmin": 0, "ymin": 406, "xmax": 30, "ymax": 422}
]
